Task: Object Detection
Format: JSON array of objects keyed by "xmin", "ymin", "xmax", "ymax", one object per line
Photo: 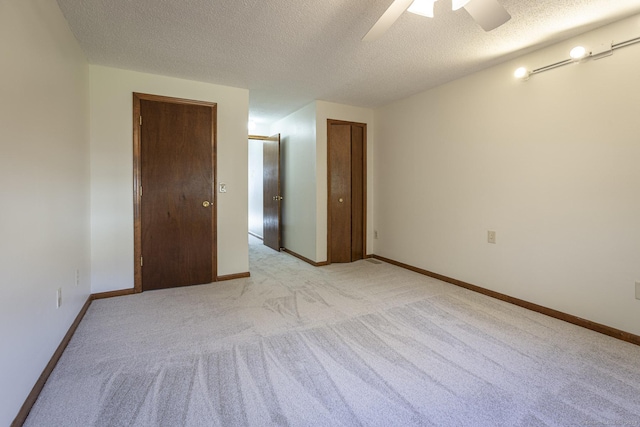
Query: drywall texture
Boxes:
[
  {"xmin": 272, "ymin": 103, "xmax": 318, "ymax": 261},
  {"xmin": 272, "ymin": 101, "xmax": 375, "ymax": 263},
  {"xmin": 316, "ymin": 101, "xmax": 375, "ymax": 261},
  {"xmin": 0, "ymin": 1, "xmax": 91, "ymax": 424},
  {"xmin": 248, "ymin": 138, "xmax": 264, "ymax": 238},
  {"xmin": 374, "ymin": 15, "xmax": 640, "ymax": 336},
  {"xmin": 90, "ymin": 66, "xmax": 249, "ymax": 293}
]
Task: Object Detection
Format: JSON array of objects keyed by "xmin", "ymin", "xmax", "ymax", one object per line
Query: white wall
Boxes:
[
  {"xmin": 251, "ymin": 122, "xmax": 271, "ymax": 137},
  {"xmin": 374, "ymin": 15, "xmax": 640, "ymax": 335},
  {"xmin": 272, "ymin": 103, "xmax": 318, "ymax": 261},
  {"xmin": 0, "ymin": 1, "xmax": 90, "ymax": 424},
  {"xmin": 248, "ymin": 138, "xmax": 264, "ymax": 238},
  {"xmin": 90, "ymin": 66, "xmax": 250, "ymax": 292},
  {"xmin": 270, "ymin": 101, "xmax": 375, "ymax": 262},
  {"xmin": 316, "ymin": 101, "xmax": 375, "ymax": 260}
]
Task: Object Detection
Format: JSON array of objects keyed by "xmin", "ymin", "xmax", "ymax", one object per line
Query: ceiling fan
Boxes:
[{"xmin": 363, "ymin": 0, "xmax": 511, "ymax": 41}]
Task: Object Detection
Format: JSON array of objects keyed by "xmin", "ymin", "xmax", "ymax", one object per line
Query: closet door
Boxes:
[{"xmin": 328, "ymin": 120, "xmax": 366, "ymax": 263}]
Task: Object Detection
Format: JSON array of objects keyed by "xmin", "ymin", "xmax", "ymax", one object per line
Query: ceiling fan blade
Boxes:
[
  {"xmin": 463, "ymin": 0, "xmax": 511, "ymax": 31},
  {"xmin": 362, "ymin": 0, "xmax": 415, "ymax": 42}
]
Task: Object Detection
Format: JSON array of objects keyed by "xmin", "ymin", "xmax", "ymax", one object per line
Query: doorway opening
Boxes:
[{"xmin": 248, "ymin": 134, "xmax": 282, "ymax": 252}]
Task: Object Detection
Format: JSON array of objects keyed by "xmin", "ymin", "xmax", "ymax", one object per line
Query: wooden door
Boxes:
[
  {"xmin": 350, "ymin": 125, "xmax": 364, "ymax": 261},
  {"xmin": 328, "ymin": 120, "xmax": 366, "ymax": 263},
  {"xmin": 263, "ymin": 134, "xmax": 282, "ymax": 251},
  {"xmin": 133, "ymin": 93, "xmax": 217, "ymax": 292}
]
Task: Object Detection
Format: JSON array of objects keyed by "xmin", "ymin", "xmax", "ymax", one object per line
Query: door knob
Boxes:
[
  {"xmin": 338, "ymin": 198, "xmax": 344, "ymax": 203},
  {"xmin": 202, "ymin": 201, "xmax": 211, "ymax": 208}
]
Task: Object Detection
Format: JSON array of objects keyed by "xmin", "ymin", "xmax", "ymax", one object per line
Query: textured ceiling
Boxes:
[{"xmin": 56, "ymin": 0, "xmax": 640, "ymax": 125}]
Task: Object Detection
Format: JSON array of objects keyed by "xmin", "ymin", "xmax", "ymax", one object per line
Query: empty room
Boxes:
[{"xmin": 2, "ymin": 0, "xmax": 640, "ymax": 425}]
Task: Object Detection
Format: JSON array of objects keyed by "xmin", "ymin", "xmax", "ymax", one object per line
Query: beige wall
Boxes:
[
  {"xmin": 0, "ymin": 1, "xmax": 91, "ymax": 424},
  {"xmin": 374, "ymin": 15, "xmax": 640, "ymax": 335},
  {"xmin": 90, "ymin": 66, "xmax": 250, "ymax": 293}
]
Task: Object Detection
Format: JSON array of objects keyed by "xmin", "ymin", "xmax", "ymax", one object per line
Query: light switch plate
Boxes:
[{"xmin": 219, "ymin": 183, "xmax": 227, "ymax": 193}]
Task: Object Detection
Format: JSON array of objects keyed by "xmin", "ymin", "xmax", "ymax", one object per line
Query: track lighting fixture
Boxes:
[{"xmin": 514, "ymin": 36, "xmax": 640, "ymax": 81}]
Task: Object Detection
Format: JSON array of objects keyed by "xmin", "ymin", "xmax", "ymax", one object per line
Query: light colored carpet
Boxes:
[{"xmin": 25, "ymin": 236, "xmax": 640, "ymax": 426}]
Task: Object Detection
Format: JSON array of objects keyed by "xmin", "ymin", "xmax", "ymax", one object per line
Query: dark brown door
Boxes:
[
  {"xmin": 134, "ymin": 94, "xmax": 217, "ymax": 291},
  {"xmin": 328, "ymin": 120, "xmax": 366, "ymax": 263},
  {"xmin": 350, "ymin": 125, "xmax": 364, "ymax": 260},
  {"xmin": 263, "ymin": 134, "xmax": 282, "ymax": 251}
]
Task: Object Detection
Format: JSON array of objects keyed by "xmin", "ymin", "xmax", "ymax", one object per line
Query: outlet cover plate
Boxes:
[
  {"xmin": 636, "ymin": 281, "xmax": 640, "ymax": 300},
  {"xmin": 487, "ymin": 230, "xmax": 496, "ymax": 244}
]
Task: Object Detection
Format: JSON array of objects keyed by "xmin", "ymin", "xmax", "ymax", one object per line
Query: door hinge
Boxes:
[
  {"xmin": 139, "ymin": 116, "xmax": 142, "ymax": 126},
  {"xmin": 140, "ymin": 186, "xmax": 143, "ymax": 196},
  {"xmin": 140, "ymin": 257, "xmax": 143, "ymax": 267}
]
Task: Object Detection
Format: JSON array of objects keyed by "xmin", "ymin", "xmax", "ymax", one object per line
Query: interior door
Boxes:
[
  {"xmin": 350, "ymin": 125, "xmax": 364, "ymax": 261},
  {"xmin": 135, "ymin": 94, "xmax": 217, "ymax": 291},
  {"xmin": 263, "ymin": 133, "xmax": 282, "ymax": 251},
  {"xmin": 328, "ymin": 120, "xmax": 366, "ymax": 263},
  {"xmin": 329, "ymin": 124, "xmax": 352, "ymax": 263}
]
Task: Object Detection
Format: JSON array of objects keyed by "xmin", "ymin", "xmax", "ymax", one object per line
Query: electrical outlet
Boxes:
[
  {"xmin": 56, "ymin": 288, "xmax": 62, "ymax": 308},
  {"xmin": 75, "ymin": 269, "xmax": 80, "ymax": 286},
  {"xmin": 488, "ymin": 230, "xmax": 496, "ymax": 244},
  {"xmin": 374, "ymin": 230, "xmax": 378, "ymax": 239},
  {"xmin": 636, "ymin": 281, "xmax": 640, "ymax": 300}
]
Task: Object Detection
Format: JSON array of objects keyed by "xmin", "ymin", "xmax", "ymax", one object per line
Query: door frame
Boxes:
[
  {"xmin": 248, "ymin": 134, "xmax": 269, "ymax": 240},
  {"xmin": 133, "ymin": 92, "xmax": 218, "ymax": 293},
  {"xmin": 248, "ymin": 134, "xmax": 282, "ymax": 250},
  {"xmin": 326, "ymin": 119, "xmax": 367, "ymax": 264}
]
